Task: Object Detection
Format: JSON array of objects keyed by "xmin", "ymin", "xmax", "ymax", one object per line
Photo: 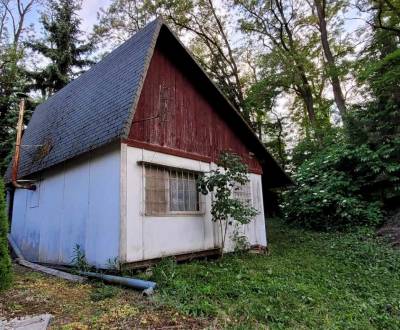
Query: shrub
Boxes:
[
  {"xmin": 0, "ymin": 178, "xmax": 12, "ymax": 290},
  {"xmin": 197, "ymin": 152, "xmax": 258, "ymax": 253},
  {"xmin": 282, "ymin": 141, "xmax": 387, "ymax": 231}
]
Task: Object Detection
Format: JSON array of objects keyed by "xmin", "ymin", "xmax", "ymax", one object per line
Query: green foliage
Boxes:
[
  {"xmin": 145, "ymin": 219, "xmax": 400, "ymax": 328},
  {"xmin": 285, "ymin": 13, "xmax": 400, "ymax": 231},
  {"xmin": 231, "ymin": 224, "xmax": 250, "ymax": 252},
  {"xmin": 71, "ymin": 244, "xmax": 90, "ymax": 272},
  {"xmin": 26, "ymin": 0, "xmax": 94, "ymax": 96},
  {"xmin": 150, "ymin": 257, "xmax": 178, "ymax": 286},
  {"xmin": 197, "ymin": 152, "xmax": 258, "ymax": 252},
  {"xmin": 106, "ymin": 257, "xmax": 119, "ymax": 270},
  {"xmin": 283, "ymin": 141, "xmax": 387, "ymax": 230},
  {"xmin": 0, "ymin": 46, "xmax": 34, "ymax": 175},
  {"xmin": 0, "ymin": 178, "xmax": 12, "ymax": 291},
  {"xmin": 90, "ymin": 282, "xmax": 119, "ymax": 302},
  {"xmin": 244, "ymin": 79, "xmax": 288, "ymax": 166},
  {"xmin": 290, "ymin": 127, "xmax": 341, "ymax": 168}
]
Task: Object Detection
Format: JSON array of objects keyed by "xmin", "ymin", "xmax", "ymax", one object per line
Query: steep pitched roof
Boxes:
[{"xmin": 6, "ymin": 18, "xmax": 291, "ymax": 187}]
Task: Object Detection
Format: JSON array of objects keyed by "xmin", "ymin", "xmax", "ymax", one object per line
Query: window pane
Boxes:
[
  {"xmin": 233, "ymin": 181, "xmax": 252, "ymax": 206},
  {"xmin": 170, "ymin": 171, "xmax": 179, "ymax": 211},
  {"xmin": 169, "ymin": 170, "xmax": 199, "ymax": 212},
  {"xmin": 145, "ymin": 165, "xmax": 200, "ymax": 214},
  {"xmin": 145, "ymin": 166, "xmax": 168, "ymax": 214}
]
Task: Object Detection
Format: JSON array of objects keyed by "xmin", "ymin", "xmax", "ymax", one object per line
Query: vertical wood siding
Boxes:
[{"xmin": 128, "ymin": 43, "xmax": 262, "ymax": 173}]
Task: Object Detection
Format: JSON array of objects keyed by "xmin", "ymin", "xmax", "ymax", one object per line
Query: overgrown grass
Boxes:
[
  {"xmin": 1, "ymin": 265, "xmax": 205, "ymax": 328},
  {"xmin": 145, "ymin": 219, "xmax": 400, "ymax": 329}
]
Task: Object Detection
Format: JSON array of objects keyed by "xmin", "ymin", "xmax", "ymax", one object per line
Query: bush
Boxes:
[
  {"xmin": 282, "ymin": 141, "xmax": 388, "ymax": 231},
  {"xmin": 0, "ymin": 178, "xmax": 12, "ymax": 290}
]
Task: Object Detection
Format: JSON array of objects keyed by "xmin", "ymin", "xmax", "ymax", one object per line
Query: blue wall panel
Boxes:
[{"xmin": 11, "ymin": 144, "xmax": 120, "ymax": 268}]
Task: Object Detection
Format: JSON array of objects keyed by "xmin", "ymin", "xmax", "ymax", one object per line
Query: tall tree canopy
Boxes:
[
  {"xmin": 27, "ymin": 0, "xmax": 94, "ymax": 97},
  {"xmin": 0, "ymin": 0, "xmax": 38, "ymax": 173},
  {"xmin": 234, "ymin": 0, "xmax": 326, "ymax": 133}
]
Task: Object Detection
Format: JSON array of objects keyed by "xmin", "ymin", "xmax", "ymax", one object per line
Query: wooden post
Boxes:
[
  {"xmin": 11, "ymin": 99, "xmax": 35, "ymax": 190},
  {"xmin": 11, "ymin": 99, "xmax": 25, "ymax": 184}
]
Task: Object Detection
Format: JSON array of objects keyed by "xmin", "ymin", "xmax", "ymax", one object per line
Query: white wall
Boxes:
[
  {"xmin": 10, "ymin": 144, "xmax": 121, "ymax": 268},
  {"xmin": 10, "ymin": 143, "xmax": 267, "ymax": 268},
  {"xmin": 122, "ymin": 145, "xmax": 267, "ymax": 263}
]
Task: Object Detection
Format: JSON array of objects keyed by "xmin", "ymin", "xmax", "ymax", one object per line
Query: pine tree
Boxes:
[
  {"xmin": 0, "ymin": 178, "xmax": 12, "ymax": 291},
  {"xmin": 27, "ymin": 0, "xmax": 94, "ymax": 97}
]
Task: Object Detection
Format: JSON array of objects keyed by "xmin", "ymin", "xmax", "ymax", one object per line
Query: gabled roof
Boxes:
[{"xmin": 6, "ymin": 18, "xmax": 291, "ymax": 187}]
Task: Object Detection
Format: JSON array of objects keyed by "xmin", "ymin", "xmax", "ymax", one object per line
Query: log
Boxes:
[
  {"xmin": 17, "ymin": 259, "xmax": 86, "ymax": 283},
  {"xmin": 7, "ymin": 234, "xmax": 86, "ymax": 283}
]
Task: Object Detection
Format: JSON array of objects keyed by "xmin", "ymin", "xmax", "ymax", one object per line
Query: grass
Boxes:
[
  {"xmin": 2, "ymin": 219, "xmax": 399, "ymax": 329},
  {"xmin": 141, "ymin": 219, "xmax": 400, "ymax": 329},
  {"xmin": 0, "ymin": 265, "xmax": 206, "ymax": 329}
]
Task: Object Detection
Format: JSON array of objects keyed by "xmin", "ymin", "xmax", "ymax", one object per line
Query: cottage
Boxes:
[{"xmin": 6, "ymin": 18, "xmax": 290, "ymax": 269}]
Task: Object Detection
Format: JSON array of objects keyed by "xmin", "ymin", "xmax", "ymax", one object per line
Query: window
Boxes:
[
  {"xmin": 144, "ymin": 164, "xmax": 202, "ymax": 215},
  {"xmin": 233, "ymin": 181, "xmax": 252, "ymax": 206}
]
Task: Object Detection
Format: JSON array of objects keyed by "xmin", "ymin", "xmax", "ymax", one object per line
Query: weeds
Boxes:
[
  {"xmin": 71, "ymin": 244, "xmax": 90, "ymax": 272},
  {"xmin": 145, "ymin": 218, "xmax": 400, "ymax": 329},
  {"xmin": 90, "ymin": 282, "xmax": 119, "ymax": 302}
]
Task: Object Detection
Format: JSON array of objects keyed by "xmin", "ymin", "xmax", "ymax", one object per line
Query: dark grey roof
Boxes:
[
  {"xmin": 6, "ymin": 18, "xmax": 162, "ymax": 181},
  {"xmin": 6, "ymin": 18, "xmax": 291, "ymax": 187}
]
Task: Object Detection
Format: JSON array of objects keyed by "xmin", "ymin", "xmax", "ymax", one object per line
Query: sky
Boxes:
[
  {"xmin": 79, "ymin": 0, "xmax": 111, "ymax": 32},
  {"xmin": 23, "ymin": 0, "xmax": 111, "ymax": 36}
]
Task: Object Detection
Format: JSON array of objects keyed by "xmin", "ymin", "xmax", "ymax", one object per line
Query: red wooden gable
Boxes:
[{"xmin": 126, "ymin": 40, "xmax": 262, "ymax": 174}]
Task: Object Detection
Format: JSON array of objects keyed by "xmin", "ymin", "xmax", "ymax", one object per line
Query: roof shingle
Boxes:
[{"xmin": 6, "ymin": 18, "xmax": 162, "ymax": 180}]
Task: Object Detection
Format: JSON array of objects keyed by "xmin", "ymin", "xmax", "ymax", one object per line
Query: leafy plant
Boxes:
[
  {"xmin": 151, "ymin": 257, "xmax": 177, "ymax": 287},
  {"xmin": 197, "ymin": 152, "xmax": 258, "ymax": 254},
  {"xmin": 106, "ymin": 257, "xmax": 119, "ymax": 271},
  {"xmin": 71, "ymin": 244, "xmax": 90, "ymax": 272},
  {"xmin": 0, "ymin": 178, "xmax": 12, "ymax": 291},
  {"xmin": 282, "ymin": 137, "xmax": 400, "ymax": 230}
]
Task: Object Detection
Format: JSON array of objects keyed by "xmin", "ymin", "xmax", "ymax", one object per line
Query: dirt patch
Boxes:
[
  {"xmin": 377, "ymin": 209, "xmax": 400, "ymax": 247},
  {"xmin": 0, "ymin": 264, "xmax": 209, "ymax": 329}
]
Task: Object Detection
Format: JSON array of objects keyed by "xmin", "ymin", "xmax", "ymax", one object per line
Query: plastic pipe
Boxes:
[{"xmin": 78, "ymin": 271, "xmax": 156, "ymax": 292}]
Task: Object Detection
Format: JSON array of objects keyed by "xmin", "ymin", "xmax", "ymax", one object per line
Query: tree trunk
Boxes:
[
  {"xmin": 314, "ymin": 0, "xmax": 347, "ymax": 118},
  {"xmin": 299, "ymin": 73, "xmax": 317, "ymax": 125}
]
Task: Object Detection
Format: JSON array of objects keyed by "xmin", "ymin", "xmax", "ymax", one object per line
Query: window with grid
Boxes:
[
  {"xmin": 232, "ymin": 181, "xmax": 252, "ymax": 206},
  {"xmin": 144, "ymin": 165, "xmax": 201, "ymax": 215}
]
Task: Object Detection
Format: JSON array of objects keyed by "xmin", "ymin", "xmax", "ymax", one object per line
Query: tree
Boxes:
[
  {"xmin": 197, "ymin": 152, "xmax": 258, "ymax": 254},
  {"xmin": 310, "ymin": 0, "xmax": 348, "ymax": 117},
  {"xmin": 244, "ymin": 78, "xmax": 288, "ymax": 166},
  {"xmin": 235, "ymin": 0, "xmax": 321, "ymax": 129},
  {"xmin": 0, "ymin": 0, "xmax": 36, "ymax": 46},
  {"xmin": 93, "ymin": 0, "xmax": 157, "ymax": 46},
  {"xmin": 283, "ymin": 4, "xmax": 400, "ymax": 231},
  {"xmin": 356, "ymin": 0, "xmax": 400, "ymax": 36},
  {"xmin": 0, "ymin": 178, "xmax": 12, "ymax": 291},
  {"xmin": 27, "ymin": 0, "xmax": 94, "ymax": 97},
  {"xmin": 0, "ymin": 0, "xmax": 38, "ymax": 175}
]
